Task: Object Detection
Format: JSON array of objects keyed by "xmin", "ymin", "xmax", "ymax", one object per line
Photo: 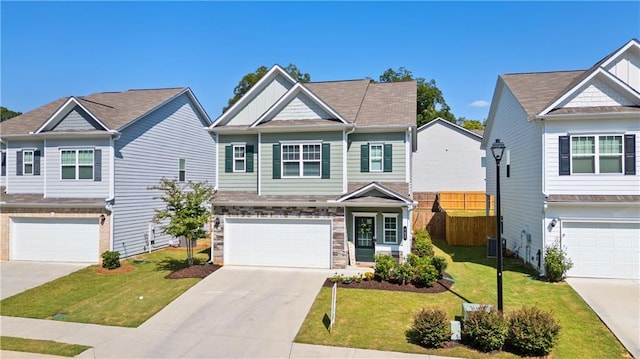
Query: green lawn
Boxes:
[
  {"xmin": 0, "ymin": 336, "xmax": 91, "ymax": 357},
  {"xmin": 295, "ymin": 239, "xmax": 629, "ymax": 358},
  {"xmin": 0, "ymin": 247, "xmax": 210, "ymax": 327}
]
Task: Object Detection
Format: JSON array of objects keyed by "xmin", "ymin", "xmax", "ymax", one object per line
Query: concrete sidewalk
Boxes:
[{"xmin": 567, "ymin": 277, "xmax": 640, "ymax": 358}]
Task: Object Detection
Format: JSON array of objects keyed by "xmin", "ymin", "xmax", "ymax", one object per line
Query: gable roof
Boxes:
[
  {"xmin": 1, "ymin": 87, "xmax": 209, "ymax": 136},
  {"xmin": 333, "ymin": 181, "xmax": 415, "ymax": 206},
  {"xmin": 417, "ymin": 117, "xmax": 483, "ymax": 140}
]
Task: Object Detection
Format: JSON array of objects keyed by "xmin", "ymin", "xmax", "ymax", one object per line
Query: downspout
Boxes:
[
  {"xmin": 43, "ymin": 138, "xmax": 47, "ymax": 198},
  {"xmin": 106, "ymin": 133, "xmax": 119, "ymax": 251},
  {"xmin": 215, "ymin": 132, "xmax": 219, "ymax": 190},
  {"xmin": 257, "ymin": 132, "xmax": 261, "ymax": 196},
  {"xmin": 343, "ymin": 123, "xmax": 356, "ymax": 194}
]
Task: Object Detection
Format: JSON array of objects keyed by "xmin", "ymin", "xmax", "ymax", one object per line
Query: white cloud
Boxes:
[{"xmin": 469, "ymin": 100, "xmax": 490, "ymax": 107}]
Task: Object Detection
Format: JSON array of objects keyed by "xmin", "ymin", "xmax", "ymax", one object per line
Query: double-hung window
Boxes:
[
  {"xmin": 233, "ymin": 145, "xmax": 246, "ymax": 172},
  {"xmin": 572, "ymin": 135, "xmax": 622, "ymax": 174},
  {"xmin": 179, "ymin": 159, "xmax": 186, "ymax": 182},
  {"xmin": 23, "ymin": 150, "xmax": 34, "ymax": 175},
  {"xmin": 370, "ymin": 144, "xmax": 384, "ymax": 172},
  {"xmin": 383, "ymin": 214, "xmax": 398, "ymax": 244},
  {"xmin": 282, "ymin": 143, "xmax": 321, "ymax": 177},
  {"xmin": 61, "ymin": 149, "xmax": 94, "ymax": 180}
]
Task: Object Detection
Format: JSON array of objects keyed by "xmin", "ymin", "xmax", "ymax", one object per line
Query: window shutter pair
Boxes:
[
  {"xmin": 360, "ymin": 144, "xmax": 392, "ymax": 172},
  {"xmin": 559, "ymin": 135, "xmax": 635, "ymax": 175},
  {"xmin": 271, "ymin": 143, "xmax": 330, "ymax": 179},
  {"xmin": 16, "ymin": 150, "xmax": 41, "ymax": 176},
  {"xmin": 225, "ymin": 145, "xmax": 254, "ymax": 173}
]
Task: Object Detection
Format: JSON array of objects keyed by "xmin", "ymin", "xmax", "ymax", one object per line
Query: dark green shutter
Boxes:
[
  {"xmin": 624, "ymin": 134, "xmax": 636, "ymax": 175},
  {"xmin": 93, "ymin": 149, "xmax": 101, "ymax": 181},
  {"xmin": 321, "ymin": 143, "xmax": 330, "ymax": 179},
  {"xmin": 246, "ymin": 145, "xmax": 254, "ymax": 173},
  {"xmin": 360, "ymin": 144, "xmax": 369, "ymax": 172},
  {"xmin": 272, "ymin": 144, "xmax": 281, "ymax": 179},
  {"xmin": 225, "ymin": 145, "xmax": 232, "ymax": 173},
  {"xmin": 16, "ymin": 150, "xmax": 22, "ymax": 176},
  {"xmin": 33, "ymin": 150, "xmax": 41, "ymax": 176},
  {"xmin": 559, "ymin": 136, "xmax": 570, "ymax": 175},
  {"xmin": 383, "ymin": 144, "xmax": 393, "ymax": 172}
]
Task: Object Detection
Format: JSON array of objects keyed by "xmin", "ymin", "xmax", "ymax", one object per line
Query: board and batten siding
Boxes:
[
  {"xmin": 260, "ymin": 131, "xmax": 343, "ymax": 195},
  {"xmin": 218, "ymin": 134, "xmax": 258, "ymax": 191},
  {"xmin": 347, "ymin": 132, "xmax": 406, "ymax": 182},
  {"xmin": 413, "ymin": 122, "xmax": 485, "ymax": 192},
  {"xmin": 5, "ymin": 140, "xmax": 44, "ymax": 194},
  {"xmin": 45, "ymin": 138, "xmax": 110, "ymax": 198},
  {"xmin": 225, "ymin": 74, "xmax": 293, "ymax": 126},
  {"xmin": 544, "ymin": 118, "xmax": 640, "ymax": 195},
  {"xmin": 113, "ymin": 93, "xmax": 216, "ymax": 257},
  {"xmin": 485, "ymin": 86, "xmax": 545, "ymax": 258},
  {"xmin": 604, "ymin": 49, "xmax": 640, "ymax": 94},
  {"xmin": 272, "ymin": 94, "xmax": 331, "ymax": 121}
]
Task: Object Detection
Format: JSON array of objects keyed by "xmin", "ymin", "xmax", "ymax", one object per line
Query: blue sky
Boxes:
[{"xmin": 1, "ymin": 1, "xmax": 639, "ymax": 122}]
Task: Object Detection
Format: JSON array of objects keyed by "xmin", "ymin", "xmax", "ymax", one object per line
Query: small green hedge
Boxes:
[{"xmin": 407, "ymin": 308, "xmax": 450, "ymax": 348}]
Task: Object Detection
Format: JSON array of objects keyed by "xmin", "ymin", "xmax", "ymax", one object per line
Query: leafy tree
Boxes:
[
  {"xmin": 150, "ymin": 178, "xmax": 215, "ymax": 265},
  {"xmin": 0, "ymin": 106, "xmax": 22, "ymax": 122},
  {"xmin": 457, "ymin": 118, "xmax": 484, "ymax": 130},
  {"xmin": 378, "ymin": 67, "xmax": 455, "ymax": 127},
  {"xmin": 223, "ymin": 63, "xmax": 311, "ymax": 113}
]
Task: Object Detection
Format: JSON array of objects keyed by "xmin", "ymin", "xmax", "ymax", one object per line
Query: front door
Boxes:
[{"xmin": 355, "ymin": 216, "xmax": 375, "ymax": 262}]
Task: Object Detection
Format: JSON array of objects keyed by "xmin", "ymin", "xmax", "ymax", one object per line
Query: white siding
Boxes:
[
  {"xmin": 412, "ymin": 121, "xmax": 485, "ymax": 192},
  {"xmin": 45, "ymin": 138, "xmax": 110, "ymax": 198},
  {"xmin": 225, "ymin": 74, "xmax": 292, "ymax": 126},
  {"xmin": 544, "ymin": 118, "xmax": 640, "ymax": 195},
  {"xmin": 605, "ymin": 47, "xmax": 640, "ymax": 92},
  {"xmin": 6, "ymin": 140, "xmax": 44, "ymax": 194},
  {"xmin": 560, "ymin": 78, "xmax": 636, "ymax": 108},
  {"xmin": 272, "ymin": 94, "xmax": 331, "ymax": 121},
  {"xmin": 113, "ymin": 93, "xmax": 216, "ymax": 257},
  {"xmin": 485, "ymin": 86, "xmax": 545, "ymax": 258}
]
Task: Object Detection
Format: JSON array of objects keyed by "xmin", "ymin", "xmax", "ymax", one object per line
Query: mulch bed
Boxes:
[
  {"xmin": 165, "ymin": 264, "xmax": 222, "ymax": 279},
  {"xmin": 95, "ymin": 261, "xmax": 136, "ymax": 275},
  {"xmin": 322, "ymin": 276, "xmax": 453, "ymax": 293}
]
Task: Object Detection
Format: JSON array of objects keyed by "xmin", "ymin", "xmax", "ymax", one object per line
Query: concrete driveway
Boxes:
[
  {"xmin": 79, "ymin": 266, "xmax": 330, "ymax": 358},
  {"xmin": 0, "ymin": 261, "xmax": 89, "ymax": 299},
  {"xmin": 567, "ymin": 278, "xmax": 640, "ymax": 358}
]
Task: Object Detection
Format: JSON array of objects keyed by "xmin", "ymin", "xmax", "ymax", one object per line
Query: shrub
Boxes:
[
  {"xmin": 330, "ymin": 272, "xmax": 343, "ymax": 283},
  {"xmin": 413, "ymin": 229, "xmax": 434, "ymax": 257},
  {"xmin": 463, "ymin": 306, "xmax": 507, "ymax": 352},
  {"xmin": 353, "ymin": 273, "xmax": 363, "ymax": 283},
  {"xmin": 507, "ymin": 306, "xmax": 561, "ymax": 356},
  {"xmin": 413, "ymin": 262, "xmax": 439, "ymax": 287},
  {"xmin": 431, "ymin": 256, "xmax": 448, "ymax": 278},
  {"xmin": 374, "ymin": 254, "xmax": 396, "ymax": 281},
  {"xmin": 407, "ymin": 308, "xmax": 450, "ymax": 348},
  {"xmin": 101, "ymin": 251, "xmax": 121, "ymax": 270},
  {"xmin": 363, "ymin": 271, "xmax": 375, "ymax": 281},
  {"xmin": 544, "ymin": 240, "xmax": 573, "ymax": 282},
  {"xmin": 393, "ymin": 262, "xmax": 414, "ymax": 285}
]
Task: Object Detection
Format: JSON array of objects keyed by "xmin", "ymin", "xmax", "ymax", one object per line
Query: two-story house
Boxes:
[
  {"xmin": 481, "ymin": 39, "xmax": 639, "ymax": 280},
  {"xmin": 0, "ymin": 88, "xmax": 216, "ymax": 263},
  {"xmin": 208, "ymin": 65, "xmax": 417, "ymax": 269}
]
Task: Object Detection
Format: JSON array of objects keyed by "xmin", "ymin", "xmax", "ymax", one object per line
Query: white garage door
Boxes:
[
  {"xmin": 563, "ymin": 222, "xmax": 640, "ymax": 279},
  {"xmin": 11, "ymin": 218, "xmax": 99, "ymax": 263},
  {"xmin": 225, "ymin": 218, "xmax": 331, "ymax": 268}
]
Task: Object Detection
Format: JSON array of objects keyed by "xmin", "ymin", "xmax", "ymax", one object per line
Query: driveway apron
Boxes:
[
  {"xmin": 0, "ymin": 261, "xmax": 89, "ymax": 300},
  {"xmin": 79, "ymin": 266, "xmax": 329, "ymax": 358},
  {"xmin": 567, "ymin": 278, "xmax": 640, "ymax": 358}
]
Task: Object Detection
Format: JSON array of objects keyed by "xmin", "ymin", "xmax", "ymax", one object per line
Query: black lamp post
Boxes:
[{"xmin": 490, "ymin": 139, "xmax": 506, "ymax": 313}]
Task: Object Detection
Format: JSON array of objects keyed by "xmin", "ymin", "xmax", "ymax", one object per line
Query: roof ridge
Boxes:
[
  {"xmin": 126, "ymin": 87, "xmax": 185, "ymax": 92},
  {"xmin": 308, "ymin": 79, "xmax": 369, "ymax": 84},
  {"xmin": 503, "ymin": 69, "xmax": 586, "ymax": 76}
]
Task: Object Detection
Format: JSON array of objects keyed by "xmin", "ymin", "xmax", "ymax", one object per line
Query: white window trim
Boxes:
[
  {"xmin": 60, "ymin": 149, "xmax": 94, "ymax": 180},
  {"xmin": 570, "ymin": 134, "xmax": 624, "ymax": 175},
  {"xmin": 352, "ymin": 212, "xmax": 377, "ymax": 245},
  {"xmin": 23, "ymin": 150, "xmax": 34, "ymax": 175},
  {"xmin": 382, "ymin": 213, "xmax": 399, "ymax": 244},
  {"xmin": 281, "ymin": 143, "xmax": 322, "ymax": 178},
  {"xmin": 369, "ymin": 143, "xmax": 384, "ymax": 172},
  {"xmin": 179, "ymin": 158, "xmax": 186, "ymax": 182},
  {"xmin": 233, "ymin": 144, "xmax": 246, "ymax": 173}
]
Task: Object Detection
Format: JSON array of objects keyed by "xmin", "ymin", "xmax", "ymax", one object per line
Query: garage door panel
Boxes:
[
  {"xmin": 563, "ymin": 222, "xmax": 639, "ymax": 279},
  {"xmin": 11, "ymin": 218, "xmax": 99, "ymax": 263},
  {"xmin": 225, "ymin": 218, "xmax": 331, "ymax": 268}
]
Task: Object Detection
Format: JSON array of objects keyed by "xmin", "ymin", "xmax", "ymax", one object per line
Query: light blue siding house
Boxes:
[
  {"xmin": 0, "ymin": 88, "xmax": 215, "ymax": 262},
  {"xmin": 208, "ymin": 65, "xmax": 417, "ymax": 269}
]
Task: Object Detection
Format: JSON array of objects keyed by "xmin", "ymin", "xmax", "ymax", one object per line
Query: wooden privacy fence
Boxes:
[
  {"xmin": 445, "ymin": 214, "xmax": 496, "ymax": 246},
  {"xmin": 439, "ymin": 191, "xmax": 493, "ymax": 212}
]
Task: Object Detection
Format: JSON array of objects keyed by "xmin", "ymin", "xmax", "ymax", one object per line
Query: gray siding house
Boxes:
[
  {"xmin": 0, "ymin": 88, "xmax": 215, "ymax": 262},
  {"xmin": 208, "ymin": 65, "xmax": 417, "ymax": 269}
]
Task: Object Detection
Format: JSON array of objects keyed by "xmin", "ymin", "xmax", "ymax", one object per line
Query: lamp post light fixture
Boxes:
[{"xmin": 490, "ymin": 138, "xmax": 506, "ymax": 313}]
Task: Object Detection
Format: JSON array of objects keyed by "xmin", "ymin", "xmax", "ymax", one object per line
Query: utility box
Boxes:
[
  {"xmin": 450, "ymin": 320, "xmax": 461, "ymax": 341},
  {"xmin": 487, "ymin": 237, "xmax": 506, "ymax": 258}
]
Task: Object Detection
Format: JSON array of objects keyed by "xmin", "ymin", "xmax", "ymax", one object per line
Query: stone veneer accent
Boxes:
[
  {"xmin": 212, "ymin": 206, "xmax": 347, "ymax": 269},
  {"xmin": 0, "ymin": 207, "xmax": 111, "ymax": 261}
]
